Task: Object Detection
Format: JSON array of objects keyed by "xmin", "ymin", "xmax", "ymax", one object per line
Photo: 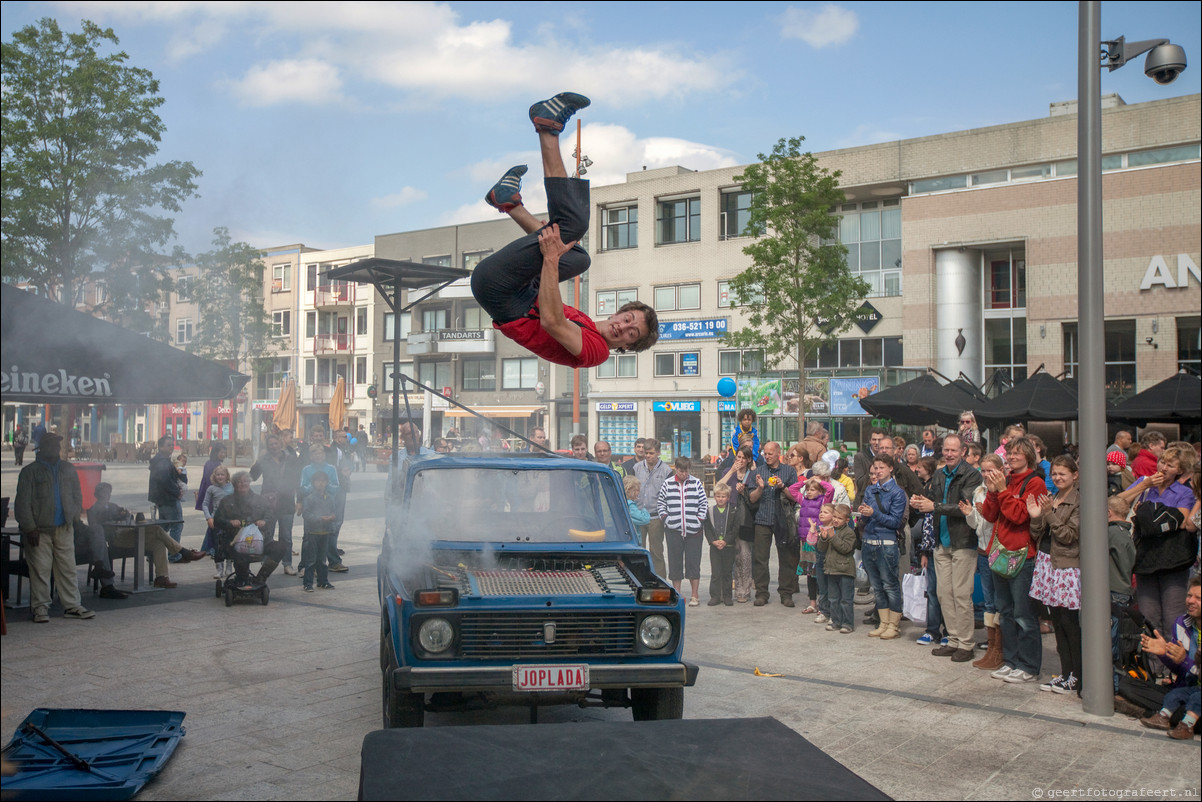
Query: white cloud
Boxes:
[
  {"xmin": 779, "ymin": 4, "xmax": 859, "ymax": 48},
  {"xmin": 371, "ymin": 187, "xmax": 429, "ymax": 209},
  {"xmin": 227, "ymin": 59, "xmax": 344, "ymax": 107}
]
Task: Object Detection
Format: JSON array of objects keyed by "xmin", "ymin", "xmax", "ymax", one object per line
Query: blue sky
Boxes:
[{"xmin": 3, "ymin": 1, "xmax": 1199, "ymax": 257}]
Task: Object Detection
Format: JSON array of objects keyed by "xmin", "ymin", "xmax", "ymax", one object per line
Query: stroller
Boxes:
[{"xmin": 214, "ymin": 523, "xmax": 281, "ymax": 606}]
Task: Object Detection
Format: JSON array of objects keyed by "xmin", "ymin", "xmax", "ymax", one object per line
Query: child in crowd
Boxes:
[
  {"xmin": 703, "ymin": 482, "xmax": 736, "ymax": 606},
  {"xmin": 817, "ymin": 503, "xmax": 857, "ymax": 633},
  {"xmin": 791, "ymin": 477, "xmax": 827, "ymax": 615},
  {"xmin": 624, "ymin": 475, "xmax": 650, "ymax": 527},
  {"xmin": 730, "ymin": 408, "xmax": 760, "ymax": 459},
  {"xmin": 202, "ymin": 465, "xmax": 234, "ymax": 577},
  {"xmin": 656, "ymin": 457, "xmax": 708, "ymax": 607},
  {"xmin": 1106, "ymin": 450, "xmax": 1134, "ymax": 496},
  {"xmin": 301, "ymin": 471, "xmax": 340, "ymax": 592}
]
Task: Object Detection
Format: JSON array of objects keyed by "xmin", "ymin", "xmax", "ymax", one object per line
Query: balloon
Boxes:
[{"xmin": 717, "ymin": 377, "xmax": 737, "ymax": 398}]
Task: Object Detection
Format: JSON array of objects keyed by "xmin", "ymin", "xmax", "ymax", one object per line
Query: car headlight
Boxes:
[
  {"xmin": 418, "ymin": 618, "xmax": 454, "ymax": 653},
  {"xmin": 639, "ymin": 615, "xmax": 673, "ymax": 650}
]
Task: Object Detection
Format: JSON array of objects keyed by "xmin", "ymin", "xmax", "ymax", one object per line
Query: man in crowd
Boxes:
[
  {"xmin": 1131, "ymin": 431, "xmax": 1166, "ymax": 478},
  {"xmin": 909, "ymin": 434, "xmax": 982, "ymax": 661},
  {"xmin": 147, "ymin": 435, "xmax": 186, "ymax": 548},
  {"xmin": 751, "ymin": 441, "xmax": 799, "ymax": 607},
  {"xmin": 634, "ymin": 438, "xmax": 673, "ymax": 577},
  {"xmin": 15, "ymin": 433, "xmax": 95, "ymax": 622},
  {"xmin": 251, "ymin": 434, "xmax": 302, "ymax": 576},
  {"xmin": 853, "ymin": 428, "xmax": 890, "ymax": 500},
  {"xmin": 1108, "ymin": 429, "xmax": 1134, "ymax": 459},
  {"xmin": 570, "ymin": 434, "xmax": 591, "ymax": 460},
  {"xmin": 622, "ymin": 438, "xmax": 646, "ymax": 475},
  {"xmin": 920, "ymin": 428, "xmax": 941, "ymax": 458},
  {"xmin": 593, "ymin": 440, "xmax": 625, "ymax": 477},
  {"xmin": 799, "ymin": 422, "xmax": 829, "ymax": 465},
  {"xmin": 527, "ymin": 426, "xmax": 549, "ymax": 453}
]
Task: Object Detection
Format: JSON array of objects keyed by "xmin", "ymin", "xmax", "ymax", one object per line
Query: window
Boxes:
[
  {"xmin": 803, "ymin": 337, "xmax": 903, "ymax": 369},
  {"xmin": 835, "ymin": 200, "xmax": 902, "ymax": 298},
  {"xmin": 987, "ymin": 249, "xmax": 1026, "ymax": 310},
  {"xmin": 911, "ymin": 175, "xmax": 968, "ymax": 193},
  {"xmin": 383, "ymin": 312, "xmax": 412, "ymax": 341},
  {"xmin": 422, "ymin": 308, "xmax": 449, "ymax": 332},
  {"xmin": 176, "ymin": 318, "xmax": 192, "ymax": 345},
  {"xmin": 272, "ymin": 310, "xmax": 291, "ymax": 338},
  {"xmin": 654, "ymin": 283, "xmax": 700, "ymax": 311},
  {"xmin": 176, "ymin": 275, "xmax": 194, "ymax": 302},
  {"xmin": 254, "ymin": 357, "xmax": 290, "ymax": 399},
  {"xmin": 718, "ymin": 349, "xmax": 763, "ymax": 375},
  {"xmin": 463, "ymin": 250, "xmax": 492, "ymax": 271},
  {"xmin": 720, "ymin": 190, "xmax": 752, "ymax": 240},
  {"xmin": 656, "ymin": 196, "xmax": 701, "ymax": 244},
  {"xmin": 502, "ymin": 358, "xmax": 538, "ymax": 389},
  {"xmin": 418, "ymin": 361, "xmax": 452, "ymax": 390},
  {"xmin": 1178, "ymin": 316, "xmax": 1201, "ymax": 373},
  {"xmin": 356, "ymin": 307, "xmax": 368, "ymax": 336},
  {"xmin": 654, "ymin": 351, "xmax": 700, "ymax": 377},
  {"xmin": 305, "ymin": 311, "xmax": 316, "ymax": 339},
  {"xmin": 462, "ymin": 358, "xmax": 496, "ymax": 391},
  {"xmin": 422, "ymin": 255, "xmax": 452, "ymax": 267},
  {"xmin": 717, "ymin": 279, "xmax": 763, "ymax": 307},
  {"xmin": 1064, "ymin": 319, "xmax": 1135, "ymax": 402},
  {"xmin": 382, "ymin": 361, "xmax": 413, "ymax": 392},
  {"xmin": 94, "ymin": 282, "xmax": 108, "ymax": 305},
  {"xmin": 272, "ymin": 264, "xmax": 291, "ymax": 292},
  {"xmin": 355, "ymin": 357, "xmax": 367, "ymax": 385},
  {"xmin": 596, "ymin": 354, "xmax": 637, "ymax": 379},
  {"xmin": 602, "ymin": 204, "xmax": 638, "ymax": 250},
  {"xmin": 462, "ymin": 305, "xmax": 487, "ymax": 330},
  {"xmin": 306, "ymin": 263, "xmax": 318, "ymax": 292},
  {"xmin": 596, "ymin": 289, "xmax": 638, "ymax": 317},
  {"xmin": 304, "ymin": 358, "xmax": 316, "ymax": 385}
]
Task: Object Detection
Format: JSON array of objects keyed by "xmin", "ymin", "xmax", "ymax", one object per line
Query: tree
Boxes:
[
  {"xmin": 187, "ymin": 228, "xmax": 275, "ymax": 374},
  {"xmin": 1, "ymin": 18, "xmax": 200, "ymax": 317},
  {"xmin": 721, "ymin": 136, "xmax": 870, "ymax": 436}
]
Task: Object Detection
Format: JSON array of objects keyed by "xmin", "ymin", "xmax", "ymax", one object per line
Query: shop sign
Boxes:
[
  {"xmin": 653, "ymin": 401, "xmax": 701, "ymax": 413},
  {"xmin": 1140, "ymin": 254, "xmax": 1200, "ymax": 290},
  {"xmin": 252, "ymin": 402, "xmax": 277, "ymax": 411},
  {"xmin": 596, "ymin": 402, "xmax": 637, "ymax": 412},
  {"xmin": 438, "ymin": 330, "xmax": 485, "ymax": 341},
  {"xmin": 718, "ymin": 400, "xmax": 737, "ymax": 412},
  {"xmin": 853, "ymin": 302, "xmax": 883, "ymax": 334},
  {"xmin": 657, "ymin": 318, "xmax": 728, "ymax": 341},
  {"xmin": 680, "ymin": 353, "xmax": 699, "ymax": 376},
  {"xmin": 829, "ymin": 376, "xmax": 880, "ymax": 417}
]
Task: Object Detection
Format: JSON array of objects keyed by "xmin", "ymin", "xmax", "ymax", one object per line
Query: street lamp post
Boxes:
[{"xmin": 1076, "ymin": 0, "xmax": 1186, "ymax": 717}]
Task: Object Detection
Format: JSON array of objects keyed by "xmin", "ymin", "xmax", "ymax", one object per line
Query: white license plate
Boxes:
[{"xmin": 512, "ymin": 664, "xmax": 589, "ymax": 692}]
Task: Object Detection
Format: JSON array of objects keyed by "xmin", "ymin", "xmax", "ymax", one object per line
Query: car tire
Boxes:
[
  {"xmin": 382, "ymin": 630, "xmax": 425, "ymax": 728},
  {"xmin": 629, "ymin": 687, "xmax": 684, "ymax": 721}
]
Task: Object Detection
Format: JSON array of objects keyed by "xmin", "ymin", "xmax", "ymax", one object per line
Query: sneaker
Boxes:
[
  {"xmin": 304, "ymin": 585, "xmax": 314, "ymax": 593},
  {"xmin": 688, "ymin": 598, "xmax": 700, "ymax": 607},
  {"xmin": 1051, "ymin": 673, "xmax": 1078, "ymax": 695},
  {"xmin": 991, "ymin": 665, "xmax": 1015, "ymax": 680},
  {"xmin": 529, "ymin": 92, "xmax": 591, "ymax": 133},
  {"xmin": 328, "ymin": 563, "xmax": 349, "ymax": 573},
  {"xmin": 63, "ymin": 607, "xmax": 96, "ymax": 620},
  {"xmin": 940, "ymin": 637, "xmax": 949, "ymax": 646},
  {"xmin": 825, "ymin": 623, "xmax": 836, "ymax": 631},
  {"xmin": 916, "ymin": 633, "xmax": 934, "ymax": 645},
  {"xmin": 814, "ymin": 613, "xmax": 828, "ymax": 623},
  {"xmin": 283, "ymin": 565, "xmax": 297, "ymax": 576},
  {"xmin": 484, "ymin": 165, "xmax": 528, "ymax": 213},
  {"xmin": 839, "ymin": 627, "xmax": 853, "ymax": 634},
  {"xmin": 317, "ymin": 582, "xmax": 335, "ymax": 590},
  {"xmin": 32, "ymin": 609, "xmax": 50, "ymax": 624},
  {"xmin": 1004, "ymin": 670, "xmax": 1039, "ymax": 684}
]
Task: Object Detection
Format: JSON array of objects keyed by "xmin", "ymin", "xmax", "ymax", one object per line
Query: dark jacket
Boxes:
[
  {"xmin": 15, "ymin": 458, "xmax": 83, "ymax": 532},
  {"xmin": 147, "ymin": 453, "xmax": 182, "ymax": 506},
  {"xmin": 817, "ymin": 523, "xmax": 856, "ymax": 576},
  {"xmin": 918, "ymin": 460, "xmax": 983, "ymax": 551},
  {"xmin": 214, "ymin": 490, "xmax": 271, "ymax": 546},
  {"xmin": 250, "ymin": 450, "xmax": 303, "ymax": 513}
]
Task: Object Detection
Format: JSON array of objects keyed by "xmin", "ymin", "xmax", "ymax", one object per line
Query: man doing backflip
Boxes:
[{"xmin": 472, "ymin": 92, "xmax": 658, "ymax": 367}]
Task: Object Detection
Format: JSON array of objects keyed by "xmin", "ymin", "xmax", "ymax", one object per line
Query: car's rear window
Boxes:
[{"xmin": 407, "ymin": 467, "xmax": 629, "ymax": 543}]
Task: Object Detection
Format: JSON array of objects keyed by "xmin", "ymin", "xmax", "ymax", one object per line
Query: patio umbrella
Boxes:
[
  {"xmin": 328, "ymin": 376, "xmax": 347, "ymax": 431},
  {"xmin": 858, "ymin": 374, "xmax": 960, "ymax": 427},
  {"xmin": 1108, "ymin": 371, "xmax": 1201, "ymax": 426},
  {"xmin": 972, "ymin": 370, "xmax": 1080, "ymax": 426},
  {"xmin": 273, "ymin": 380, "xmax": 297, "ymax": 432}
]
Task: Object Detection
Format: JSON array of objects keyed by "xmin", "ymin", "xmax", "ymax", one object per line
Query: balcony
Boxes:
[
  {"xmin": 406, "ymin": 328, "xmax": 495, "ymax": 355},
  {"xmin": 312, "ymin": 382, "xmax": 353, "ymax": 405},
  {"xmin": 313, "ymin": 333, "xmax": 353, "ymax": 355},
  {"xmin": 314, "ymin": 281, "xmax": 354, "ymax": 307},
  {"xmin": 435, "ymin": 277, "xmax": 474, "ymax": 299}
]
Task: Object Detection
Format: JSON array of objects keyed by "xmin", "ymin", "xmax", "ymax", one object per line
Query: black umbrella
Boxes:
[
  {"xmin": 859, "ymin": 374, "xmax": 954, "ymax": 427},
  {"xmin": 973, "ymin": 370, "xmax": 1079, "ymax": 425},
  {"xmin": 1, "ymin": 284, "xmax": 249, "ymax": 404},
  {"xmin": 1108, "ymin": 371, "xmax": 1201, "ymax": 426}
]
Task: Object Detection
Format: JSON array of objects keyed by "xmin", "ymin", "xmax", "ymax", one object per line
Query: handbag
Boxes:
[
  {"xmin": 987, "ymin": 531, "xmax": 1029, "ymax": 578},
  {"xmin": 902, "ymin": 569, "xmax": 928, "ymax": 625}
]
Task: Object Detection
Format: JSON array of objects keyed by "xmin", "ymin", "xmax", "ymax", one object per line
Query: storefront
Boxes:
[
  {"xmin": 653, "ymin": 400, "xmax": 701, "ymax": 460},
  {"xmin": 595, "ymin": 401, "xmax": 638, "ymax": 456},
  {"xmin": 161, "ymin": 404, "xmax": 194, "ymax": 441}
]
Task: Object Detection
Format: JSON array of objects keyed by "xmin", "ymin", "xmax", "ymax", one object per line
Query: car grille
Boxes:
[{"xmin": 458, "ymin": 613, "xmax": 638, "ymax": 659}]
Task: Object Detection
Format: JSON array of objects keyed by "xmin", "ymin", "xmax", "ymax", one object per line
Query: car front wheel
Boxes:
[
  {"xmin": 381, "ymin": 630, "xmax": 425, "ymax": 728},
  {"xmin": 629, "ymin": 686, "xmax": 683, "ymax": 721}
]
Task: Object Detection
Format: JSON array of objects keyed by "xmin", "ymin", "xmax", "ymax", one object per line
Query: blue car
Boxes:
[{"xmin": 377, "ymin": 454, "xmax": 698, "ymax": 727}]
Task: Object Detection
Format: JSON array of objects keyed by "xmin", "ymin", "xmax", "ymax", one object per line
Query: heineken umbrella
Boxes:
[
  {"xmin": 1108, "ymin": 371, "xmax": 1201, "ymax": 426},
  {"xmin": 972, "ymin": 369, "xmax": 1079, "ymax": 426},
  {"xmin": 1, "ymin": 283, "xmax": 249, "ymax": 404}
]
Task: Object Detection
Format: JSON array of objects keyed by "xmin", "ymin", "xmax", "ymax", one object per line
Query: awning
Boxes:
[{"xmin": 443, "ymin": 406, "xmax": 545, "ymax": 419}]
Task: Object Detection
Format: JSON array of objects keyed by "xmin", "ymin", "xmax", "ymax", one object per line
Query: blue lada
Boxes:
[{"xmin": 377, "ymin": 454, "xmax": 698, "ymax": 727}]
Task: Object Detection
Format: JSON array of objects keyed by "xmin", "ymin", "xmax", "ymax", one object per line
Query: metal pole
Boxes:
[
  {"xmin": 1077, "ymin": 0, "xmax": 1111, "ymax": 717},
  {"xmin": 392, "ymin": 282, "xmax": 401, "ymax": 469}
]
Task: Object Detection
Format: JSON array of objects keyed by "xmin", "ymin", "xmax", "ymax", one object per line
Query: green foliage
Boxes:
[
  {"xmin": 722, "ymin": 137, "xmax": 870, "ymax": 425},
  {"xmin": 188, "ymin": 228, "xmax": 275, "ymax": 373},
  {"xmin": 1, "ymin": 18, "xmax": 199, "ymax": 314}
]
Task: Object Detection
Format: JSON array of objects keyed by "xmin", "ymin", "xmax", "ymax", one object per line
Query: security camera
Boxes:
[
  {"xmin": 1145, "ymin": 336, "xmax": 1154, "ymax": 344},
  {"xmin": 1145, "ymin": 43, "xmax": 1187, "ymax": 84}
]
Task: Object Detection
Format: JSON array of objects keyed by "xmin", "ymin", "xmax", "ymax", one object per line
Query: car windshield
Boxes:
[{"xmin": 406, "ymin": 466, "xmax": 629, "ymax": 543}]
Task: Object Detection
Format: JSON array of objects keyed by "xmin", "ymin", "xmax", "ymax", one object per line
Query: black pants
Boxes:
[
  {"xmin": 1050, "ymin": 605, "xmax": 1083, "ymax": 690},
  {"xmin": 471, "ymin": 177, "xmax": 592, "ymax": 324},
  {"xmin": 753, "ymin": 524, "xmax": 800, "ymax": 601},
  {"xmin": 232, "ymin": 540, "xmax": 287, "ymax": 583},
  {"xmin": 708, "ymin": 543, "xmax": 736, "ymax": 602}
]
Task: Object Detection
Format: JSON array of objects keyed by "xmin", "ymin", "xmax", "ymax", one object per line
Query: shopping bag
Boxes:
[
  {"xmin": 902, "ymin": 569, "xmax": 928, "ymax": 625},
  {"xmin": 233, "ymin": 523, "xmax": 264, "ymax": 557}
]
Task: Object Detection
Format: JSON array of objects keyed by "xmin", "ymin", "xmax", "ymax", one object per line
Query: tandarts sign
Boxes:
[{"xmin": 1, "ymin": 367, "xmax": 113, "ymax": 397}]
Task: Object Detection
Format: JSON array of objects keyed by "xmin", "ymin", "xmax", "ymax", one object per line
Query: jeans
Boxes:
[
  {"xmin": 1163, "ymin": 686, "xmax": 1201, "ymax": 717},
  {"xmin": 828, "ymin": 574, "xmax": 855, "ymax": 630},
  {"xmin": 155, "ymin": 500, "xmax": 184, "ymax": 544},
  {"xmin": 302, "ymin": 533, "xmax": 329, "ymax": 588},
  {"xmin": 266, "ymin": 512, "xmax": 295, "ymax": 567},
  {"xmin": 814, "ymin": 551, "xmax": 829, "ymax": 615},
  {"xmin": 862, "ymin": 541, "xmax": 901, "ymax": 612},
  {"xmin": 924, "ymin": 560, "xmax": 945, "ymax": 638},
  {"xmin": 976, "ymin": 552, "xmax": 996, "ymax": 614},
  {"xmin": 993, "ymin": 559, "xmax": 1041, "ymax": 675}
]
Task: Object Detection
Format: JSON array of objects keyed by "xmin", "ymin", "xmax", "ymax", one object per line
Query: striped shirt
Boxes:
[{"xmin": 656, "ymin": 474, "xmax": 709, "ymax": 535}]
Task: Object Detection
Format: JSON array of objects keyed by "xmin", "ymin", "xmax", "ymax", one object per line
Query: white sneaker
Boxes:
[
  {"xmin": 213, "ymin": 561, "xmax": 226, "ymax": 579},
  {"xmin": 1004, "ymin": 670, "xmax": 1039, "ymax": 684},
  {"xmin": 814, "ymin": 613, "xmax": 828, "ymax": 623},
  {"xmin": 991, "ymin": 665, "xmax": 1015, "ymax": 680},
  {"xmin": 283, "ymin": 565, "xmax": 298, "ymax": 576}
]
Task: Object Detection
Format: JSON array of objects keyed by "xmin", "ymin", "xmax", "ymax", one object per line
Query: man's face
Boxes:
[
  {"xmin": 267, "ymin": 438, "xmax": 283, "ymax": 456},
  {"xmin": 41, "ymin": 437, "xmax": 62, "ymax": 462},
  {"xmin": 869, "ymin": 432, "xmax": 885, "ymax": 454},
  {"xmin": 763, "ymin": 442, "xmax": 781, "ymax": 467},
  {"xmin": 159, "ymin": 438, "xmax": 175, "ymax": 455},
  {"xmin": 572, "ymin": 441, "xmax": 588, "ymax": 459},
  {"xmin": 645, "ymin": 444, "xmax": 660, "ymax": 466},
  {"xmin": 310, "ymin": 427, "xmax": 326, "ymax": 444},
  {"xmin": 334, "ymin": 432, "xmax": 349, "ymax": 449},
  {"xmin": 634, "ymin": 442, "xmax": 645, "ymax": 460},
  {"xmin": 1185, "ymin": 584, "xmax": 1201, "ymax": 619},
  {"xmin": 875, "ymin": 438, "xmax": 895, "ymax": 459},
  {"xmin": 941, "ymin": 437, "xmax": 963, "ymax": 468},
  {"xmin": 532, "ymin": 429, "xmax": 547, "ymax": 447},
  {"xmin": 600, "ymin": 309, "xmax": 648, "ymax": 351},
  {"xmin": 1115, "ymin": 431, "xmax": 1132, "ymax": 450},
  {"xmin": 923, "ymin": 430, "xmax": 935, "ymax": 446},
  {"xmin": 1149, "ymin": 440, "xmax": 1166, "ymax": 457},
  {"xmin": 594, "ymin": 443, "xmax": 611, "ymax": 463}
]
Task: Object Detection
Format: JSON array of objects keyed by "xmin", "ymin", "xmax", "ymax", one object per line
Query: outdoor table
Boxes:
[{"xmin": 103, "ymin": 518, "xmax": 183, "ymax": 594}]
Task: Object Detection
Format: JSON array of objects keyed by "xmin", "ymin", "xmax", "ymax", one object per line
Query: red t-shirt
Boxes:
[{"xmin": 496, "ymin": 303, "xmax": 610, "ymax": 368}]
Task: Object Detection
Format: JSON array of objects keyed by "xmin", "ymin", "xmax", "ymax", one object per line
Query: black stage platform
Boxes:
[{"xmin": 358, "ymin": 716, "xmax": 891, "ymax": 801}]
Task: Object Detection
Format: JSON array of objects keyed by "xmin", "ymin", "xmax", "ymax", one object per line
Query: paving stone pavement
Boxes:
[{"xmin": 2, "ymin": 461, "xmax": 1198, "ymax": 800}]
